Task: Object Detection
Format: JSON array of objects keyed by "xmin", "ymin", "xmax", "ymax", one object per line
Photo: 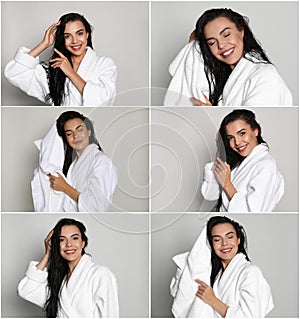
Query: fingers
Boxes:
[
  {"xmin": 190, "ymin": 97, "xmax": 203, "ymax": 106},
  {"xmin": 53, "ymin": 48, "xmax": 65, "ymax": 58}
]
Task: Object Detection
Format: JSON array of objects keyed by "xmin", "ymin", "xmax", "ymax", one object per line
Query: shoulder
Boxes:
[
  {"xmin": 89, "ymin": 262, "xmax": 117, "ymax": 283},
  {"xmin": 245, "ymin": 59, "xmax": 282, "ymax": 79}
]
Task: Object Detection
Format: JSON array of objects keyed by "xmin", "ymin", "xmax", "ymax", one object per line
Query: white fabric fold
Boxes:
[
  {"xmin": 4, "ymin": 46, "xmax": 117, "ymax": 106},
  {"xmin": 31, "ymin": 124, "xmax": 65, "ymax": 212},
  {"xmin": 201, "ymin": 144, "xmax": 284, "ymax": 212},
  {"xmin": 18, "ymin": 254, "xmax": 119, "ymax": 318},
  {"xmin": 163, "ymin": 41, "xmax": 209, "ymax": 106}
]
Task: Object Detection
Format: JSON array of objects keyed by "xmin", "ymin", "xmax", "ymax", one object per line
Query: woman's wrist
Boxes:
[{"xmin": 223, "ymin": 181, "xmax": 237, "ymax": 200}]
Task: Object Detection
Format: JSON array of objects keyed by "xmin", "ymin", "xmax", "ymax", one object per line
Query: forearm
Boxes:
[
  {"xmin": 36, "ymin": 253, "xmax": 50, "ymax": 270},
  {"xmin": 66, "ymin": 69, "xmax": 86, "ymax": 94},
  {"xmin": 223, "ymin": 181, "xmax": 237, "ymax": 201},
  {"xmin": 63, "ymin": 182, "xmax": 80, "ymax": 203},
  {"xmin": 28, "ymin": 41, "xmax": 49, "ymax": 58},
  {"xmin": 210, "ymin": 297, "xmax": 229, "ymax": 318}
]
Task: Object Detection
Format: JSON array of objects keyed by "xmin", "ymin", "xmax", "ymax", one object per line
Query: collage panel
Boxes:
[
  {"xmin": 151, "ymin": 1, "xmax": 298, "ymax": 106},
  {"xmin": 1, "ymin": 1, "xmax": 149, "ymax": 106},
  {"xmin": 151, "ymin": 107, "xmax": 299, "ymax": 212},
  {"xmin": 1, "ymin": 107, "xmax": 149, "ymax": 212},
  {"xmin": 151, "ymin": 213, "xmax": 299, "ymax": 318},
  {"xmin": 1, "ymin": 213, "xmax": 149, "ymax": 318}
]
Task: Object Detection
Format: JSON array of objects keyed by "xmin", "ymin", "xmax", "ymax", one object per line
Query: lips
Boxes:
[
  {"xmin": 235, "ymin": 144, "xmax": 247, "ymax": 154},
  {"xmin": 64, "ymin": 249, "xmax": 76, "ymax": 254},
  {"xmin": 220, "ymin": 248, "xmax": 232, "ymax": 254},
  {"xmin": 221, "ymin": 47, "xmax": 234, "ymax": 58},
  {"xmin": 71, "ymin": 45, "xmax": 82, "ymax": 51}
]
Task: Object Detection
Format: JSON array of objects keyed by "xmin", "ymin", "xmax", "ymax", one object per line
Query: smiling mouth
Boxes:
[
  {"xmin": 236, "ymin": 145, "xmax": 247, "ymax": 153},
  {"xmin": 221, "ymin": 48, "xmax": 234, "ymax": 58},
  {"xmin": 71, "ymin": 45, "xmax": 82, "ymax": 51},
  {"xmin": 220, "ymin": 248, "xmax": 232, "ymax": 254},
  {"xmin": 64, "ymin": 249, "xmax": 76, "ymax": 254}
]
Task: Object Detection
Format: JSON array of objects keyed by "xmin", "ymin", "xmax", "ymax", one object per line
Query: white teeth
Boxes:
[{"xmin": 222, "ymin": 48, "xmax": 234, "ymax": 56}]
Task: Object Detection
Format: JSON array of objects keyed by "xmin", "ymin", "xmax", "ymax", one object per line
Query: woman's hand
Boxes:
[
  {"xmin": 190, "ymin": 93, "xmax": 212, "ymax": 106},
  {"xmin": 189, "ymin": 30, "xmax": 196, "ymax": 42},
  {"xmin": 195, "ymin": 279, "xmax": 229, "ymax": 317},
  {"xmin": 50, "ymin": 48, "xmax": 75, "ymax": 77},
  {"xmin": 212, "ymin": 157, "xmax": 237, "ymax": 200},
  {"xmin": 37, "ymin": 229, "xmax": 53, "ymax": 270},
  {"xmin": 42, "ymin": 21, "xmax": 61, "ymax": 48},
  {"xmin": 48, "ymin": 172, "xmax": 80, "ymax": 203},
  {"xmin": 48, "ymin": 172, "xmax": 70, "ymax": 192},
  {"xmin": 212, "ymin": 157, "xmax": 231, "ymax": 188},
  {"xmin": 44, "ymin": 229, "xmax": 54, "ymax": 257},
  {"xmin": 195, "ymin": 280, "xmax": 217, "ymax": 306},
  {"xmin": 29, "ymin": 21, "xmax": 60, "ymax": 57}
]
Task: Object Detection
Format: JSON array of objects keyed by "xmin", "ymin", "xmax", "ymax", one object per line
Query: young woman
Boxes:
[
  {"xmin": 5, "ymin": 13, "xmax": 117, "ymax": 106},
  {"xmin": 164, "ymin": 8, "xmax": 292, "ymax": 106},
  {"xmin": 201, "ymin": 109, "xmax": 284, "ymax": 212},
  {"xmin": 170, "ymin": 216, "xmax": 273, "ymax": 318},
  {"xmin": 32, "ymin": 110, "xmax": 118, "ymax": 212},
  {"xmin": 18, "ymin": 218, "xmax": 119, "ymax": 317}
]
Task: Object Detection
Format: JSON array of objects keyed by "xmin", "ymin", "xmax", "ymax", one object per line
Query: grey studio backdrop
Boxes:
[
  {"xmin": 151, "ymin": 107, "xmax": 299, "ymax": 212},
  {"xmin": 1, "ymin": 107, "xmax": 149, "ymax": 212},
  {"xmin": 1, "ymin": 213, "xmax": 149, "ymax": 317},
  {"xmin": 151, "ymin": 213, "xmax": 299, "ymax": 318},
  {"xmin": 1, "ymin": 1, "xmax": 149, "ymax": 106},
  {"xmin": 151, "ymin": 1, "xmax": 299, "ymax": 105}
]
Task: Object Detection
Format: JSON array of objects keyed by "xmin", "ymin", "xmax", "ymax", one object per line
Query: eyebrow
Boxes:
[
  {"xmin": 226, "ymin": 128, "xmax": 246, "ymax": 137},
  {"xmin": 64, "ymin": 124, "xmax": 84, "ymax": 133},
  {"xmin": 64, "ymin": 29, "xmax": 85, "ymax": 35},
  {"xmin": 206, "ymin": 27, "xmax": 231, "ymax": 41},
  {"xmin": 212, "ymin": 231, "xmax": 235, "ymax": 238},
  {"xmin": 59, "ymin": 233, "xmax": 81, "ymax": 238}
]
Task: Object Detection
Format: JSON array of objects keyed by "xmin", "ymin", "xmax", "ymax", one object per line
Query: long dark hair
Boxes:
[
  {"xmin": 195, "ymin": 8, "xmax": 271, "ymax": 105},
  {"xmin": 207, "ymin": 216, "xmax": 249, "ymax": 287},
  {"xmin": 56, "ymin": 110, "xmax": 102, "ymax": 176},
  {"xmin": 45, "ymin": 13, "xmax": 93, "ymax": 105},
  {"xmin": 45, "ymin": 218, "xmax": 88, "ymax": 318}
]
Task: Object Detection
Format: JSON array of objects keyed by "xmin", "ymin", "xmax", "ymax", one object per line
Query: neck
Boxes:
[
  {"xmin": 68, "ymin": 255, "xmax": 82, "ymax": 274},
  {"xmin": 71, "ymin": 49, "xmax": 87, "ymax": 67}
]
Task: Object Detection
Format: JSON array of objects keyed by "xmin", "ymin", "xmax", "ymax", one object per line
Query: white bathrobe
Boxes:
[
  {"xmin": 164, "ymin": 41, "xmax": 293, "ymax": 106},
  {"xmin": 170, "ymin": 226, "xmax": 274, "ymax": 318},
  {"xmin": 31, "ymin": 125, "xmax": 117, "ymax": 212},
  {"xmin": 18, "ymin": 254, "xmax": 119, "ymax": 318},
  {"xmin": 201, "ymin": 144, "xmax": 284, "ymax": 212},
  {"xmin": 4, "ymin": 46, "xmax": 117, "ymax": 106}
]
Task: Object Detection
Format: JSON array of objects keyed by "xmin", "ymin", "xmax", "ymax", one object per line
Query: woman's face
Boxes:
[
  {"xmin": 204, "ymin": 16, "xmax": 244, "ymax": 69},
  {"xmin": 59, "ymin": 225, "xmax": 85, "ymax": 265},
  {"xmin": 64, "ymin": 118, "xmax": 91, "ymax": 157},
  {"xmin": 225, "ymin": 119, "xmax": 258, "ymax": 157},
  {"xmin": 63, "ymin": 20, "xmax": 89, "ymax": 58},
  {"xmin": 211, "ymin": 223, "xmax": 240, "ymax": 268}
]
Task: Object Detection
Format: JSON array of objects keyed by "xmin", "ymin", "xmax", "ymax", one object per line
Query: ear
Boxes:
[
  {"xmin": 254, "ymin": 128, "xmax": 259, "ymax": 137},
  {"xmin": 237, "ymin": 237, "xmax": 241, "ymax": 245},
  {"xmin": 82, "ymin": 241, "xmax": 86, "ymax": 249},
  {"xmin": 88, "ymin": 130, "xmax": 91, "ymax": 137}
]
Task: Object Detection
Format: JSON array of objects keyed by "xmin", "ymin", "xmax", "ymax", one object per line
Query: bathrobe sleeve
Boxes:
[
  {"xmin": 4, "ymin": 47, "xmax": 49, "ymax": 103},
  {"xmin": 17, "ymin": 261, "xmax": 48, "ymax": 308},
  {"xmin": 226, "ymin": 160, "xmax": 284, "ymax": 212},
  {"xmin": 77, "ymin": 155, "xmax": 118, "ymax": 212},
  {"xmin": 82, "ymin": 57, "xmax": 117, "ymax": 106},
  {"xmin": 95, "ymin": 267, "xmax": 119, "ymax": 317},
  {"xmin": 225, "ymin": 265, "xmax": 274, "ymax": 318},
  {"xmin": 242, "ymin": 64, "xmax": 293, "ymax": 106},
  {"xmin": 201, "ymin": 162, "xmax": 220, "ymax": 200}
]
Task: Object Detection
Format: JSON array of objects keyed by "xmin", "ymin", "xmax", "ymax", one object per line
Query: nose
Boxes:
[
  {"xmin": 217, "ymin": 38, "xmax": 226, "ymax": 49},
  {"xmin": 222, "ymin": 239, "xmax": 228, "ymax": 246},
  {"xmin": 234, "ymin": 136, "xmax": 242, "ymax": 146},
  {"xmin": 66, "ymin": 240, "xmax": 71, "ymax": 247}
]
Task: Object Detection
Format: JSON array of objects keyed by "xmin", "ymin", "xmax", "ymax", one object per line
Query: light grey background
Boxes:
[
  {"xmin": 1, "ymin": 213, "xmax": 149, "ymax": 318},
  {"xmin": 151, "ymin": 213, "xmax": 299, "ymax": 318},
  {"xmin": 1, "ymin": 107, "xmax": 149, "ymax": 212},
  {"xmin": 1, "ymin": 1, "xmax": 149, "ymax": 106},
  {"xmin": 151, "ymin": 1, "xmax": 299, "ymax": 105},
  {"xmin": 151, "ymin": 107, "xmax": 299, "ymax": 212}
]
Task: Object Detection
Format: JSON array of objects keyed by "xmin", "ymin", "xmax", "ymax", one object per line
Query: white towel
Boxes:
[
  {"xmin": 31, "ymin": 124, "xmax": 66, "ymax": 212},
  {"xmin": 164, "ymin": 41, "xmax": 209, "ymax": 106}
]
